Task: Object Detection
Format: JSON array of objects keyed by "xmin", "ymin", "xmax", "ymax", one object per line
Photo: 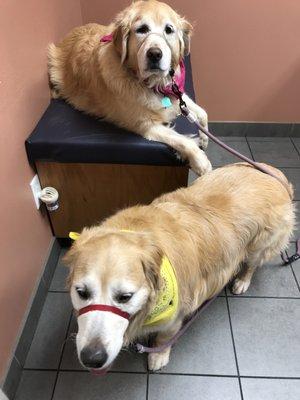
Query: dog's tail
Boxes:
[
  {"xmin": 256, "ymin": 162, "xmax": 294, "ymax": 200},
  {"xmin": 47, "ymin": 43, "xmax": 63, "ymax": 98}
]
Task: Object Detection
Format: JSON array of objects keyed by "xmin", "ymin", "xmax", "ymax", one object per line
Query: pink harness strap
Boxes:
[
  {"xmin": 154, "ymin": 60, "xmax": 185, "ymax": 98},
  {"xmin": 100, "ymin": 33, "xmax": 114, "ymax": 43}
]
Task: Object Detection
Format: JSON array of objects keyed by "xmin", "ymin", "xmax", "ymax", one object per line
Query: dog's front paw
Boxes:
[
  {"xmin": 148, "ymin": 349, "xmax": 170, "ymax": 371},
  {"xmin": 194, "ymin": 109, "xmax": 209, "ymax": 149},
  {"xmin": 231, "ymin": 278, "xmax": 251, "ymax": 295},
  {"xmin": 198, "ymin": 132, "xmax": 209, "ymax": 150},
  {"xmin": 195, "ymin": 108, "xmax": 208, "ymax": 129},
  {"xmin": 187, "ymin": 133, "xmax": 208, "ymax": 151},
  {"xmin": 189, "ymin": 149, "xmax": 212, "ymax": 176}
]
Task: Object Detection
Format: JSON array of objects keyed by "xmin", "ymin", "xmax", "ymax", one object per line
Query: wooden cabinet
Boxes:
[{"xmin": 37, "ymin": 162, "xmax": 188, "ymax": 237}]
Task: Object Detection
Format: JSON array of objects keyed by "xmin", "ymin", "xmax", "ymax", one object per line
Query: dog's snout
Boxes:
[
  {"xmin": 147, "ymin": 47, "xmax": 162, "ymax": 63},
  {"xmin": 80, "ymin": 342, "xmax": 108, "ymax": 369}
]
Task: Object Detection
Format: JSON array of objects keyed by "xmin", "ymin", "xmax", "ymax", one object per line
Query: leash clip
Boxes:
[
  {"xmin": 130, "ymin": 343, "xmax": 145, "ymax": 354},
  {"xmin": 169, "ymin": 68, "xmax": 187, "ymax": 114},
  {"xmin": 281, "ymin": 253, "xmax": 300, "ymax": 266},
  {"xmin": 280, "ymin": 239, "xmax": 300, "ymax": 266}
]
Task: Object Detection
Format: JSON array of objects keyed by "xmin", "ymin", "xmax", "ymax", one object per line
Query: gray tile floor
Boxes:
[{"xmin": 15, "ymin": 137, "xmax": 300, "ymax": 400}]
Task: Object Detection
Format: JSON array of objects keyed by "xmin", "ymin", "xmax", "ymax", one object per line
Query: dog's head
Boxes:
[
  {"xmin": 113, "ymin": 0, "xmax": 192, "ymax": 85},
  {"xmin": 64, "ymin": 228, "xmax": 161, "ymax": 372}
]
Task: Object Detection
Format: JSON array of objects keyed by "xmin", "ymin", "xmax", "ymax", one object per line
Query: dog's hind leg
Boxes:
[
  {"xmin": 231, "ymin": 262, "xmax": 257, "ymax": 295},
  {"xmin": 232, "ymin": 216, "xmax": 294, "ymax": 295},
  {"xmin": 148, "ymin": 320, "xmax": 182, "ymax": 371},
  {"xmin": 232, "ymin": 239, "xmax": 285, "ymax": 295}
]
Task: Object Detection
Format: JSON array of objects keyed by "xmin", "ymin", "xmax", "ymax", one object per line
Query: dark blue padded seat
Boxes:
[{"xmin": 25, "ymin": 56, "xmax": 197, "ymax": 166}]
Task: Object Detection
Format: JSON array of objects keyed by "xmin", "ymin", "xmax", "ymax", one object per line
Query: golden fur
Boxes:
[
  {"xmin": 48, "ymin": 0, "xmax": 212, "ymax": 176},
  {"xmin": 65, "ymin": 163, "xmax": 295, "ymax": 371}
]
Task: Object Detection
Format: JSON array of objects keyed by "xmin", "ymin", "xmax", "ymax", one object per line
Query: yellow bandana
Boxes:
[
  {"xmin": 143, "ymin": 255, "xmax": 178, "ymax": 327},
  {"xmin": 69, "ymin": 231, "xmax": 179, "ymax": 327}
]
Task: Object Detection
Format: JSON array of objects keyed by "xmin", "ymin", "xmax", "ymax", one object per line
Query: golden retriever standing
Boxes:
[
  {"xmin": 48, "ymin": 0, "xmax": 211, "ymax": 175},
  {"xmin": 65, "ymin": 163, "xmax": 294, "ymax": 372}
]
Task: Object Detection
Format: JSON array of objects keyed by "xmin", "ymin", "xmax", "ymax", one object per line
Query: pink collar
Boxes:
[
  {"xmin": 100, "ymin": 33, "xmax": 114, "ymax": 43},
  {"xmin": 100, "ymin": 33, "xmax": 185, "ymax": 98},
  {"xmin": 154, "ymin": 60, "xmax": 185, "ymax": 98}
]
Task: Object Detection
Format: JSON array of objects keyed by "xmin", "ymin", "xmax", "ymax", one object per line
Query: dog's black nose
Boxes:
[
  {"xmin": 80, "ymin": 343, "xmax": 108, "ymax": 369},
  {"xmin": 147, "ymin": 47, "xmax": 162, "ymax": 63}
]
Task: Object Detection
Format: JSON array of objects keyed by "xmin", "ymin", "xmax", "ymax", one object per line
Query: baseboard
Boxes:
[
  {"xmin": 209, "ymin": 122, "xmax": 300, "ymax": 137},
  {"xmin": 1, "ymin": 238, "xmax": 60, "ymax": 400}
]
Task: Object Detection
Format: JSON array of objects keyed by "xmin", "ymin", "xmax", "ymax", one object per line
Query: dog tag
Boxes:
[{"xmin": 161, "ymin": 96, "xmax": 172, "ymax": 108}]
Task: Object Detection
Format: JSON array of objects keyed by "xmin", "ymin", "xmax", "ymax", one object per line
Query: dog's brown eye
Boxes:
[
  {"xmin": 115, "ymin": 293, "xmax": 133, "ymax": 303},
  {"xmin": 136, "ymin": 24, "xmax": 150, "ymax": 34},
  {"xmin": 165, "ymin": 25, "xmax": 174, "ymax": 35},
  {"xmin": 76, "ymin": 287, "xmax": 90, "ymax": 300}
]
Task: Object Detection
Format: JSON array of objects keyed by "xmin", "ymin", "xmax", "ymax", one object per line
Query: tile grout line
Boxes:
[
  {"xmin": 146, "ymin": 371, "xmax": 149, "ymax": 400},
  {"xmin": 287, "ymin": 244, "xmax": 300, "ymax": 293},
  {"xmin": 149, "ymin": 372, "xmax": 300, "ymax": 379},
  {"xmin": 290, "ymin": 265, "xmax": 300, "ymax": 293},
  {"xmin": 19, "ymin": 367, "xmax": 300, "ymax": 379},
  {"xmin": 50, "ymin": 312, "xmax": 73, "ymax": 400},
  {"xmin": 149, "ymin": 372, "xmax": 239, "ymax": 378},
  {"xmin": 225, "ymin": 292, "xmax": 244, "ymax": 400},
  {"xmin": 146, "ymin": 337, "xmax": 151, "ymax": 400},
  {"xmin": 246, "ymin": 136, "xmax": 300, "ymax": 168},
  {"xmin": 247, "ymin": 136, "xmax": 300, "ymax": 167},
  {"xmin": 23, "ymin": 367, "xmax": 147, "ymax": 374},
  {"xmin": 290, "ymin": 137, "xmax": 300, "ymax": 158},
  {"xmin": 226, "ymin": 295, "xmax": 300, "ymax": 299},
  {"xmin": 244, "ymin": 136, "xmax": 255, "ymax": 161},
  {"xmin": 240, "ymin": 375, "xmax": 300, "ymax": 380}
]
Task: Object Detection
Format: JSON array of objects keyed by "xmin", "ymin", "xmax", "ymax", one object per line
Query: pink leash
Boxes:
[
  {"xmin": 132, "ymin": 296, "xmax": 217, "ymax": 354},
  {"xmin": 132, "ymin": 74, "xmax": 299, "ymax": 354},
  {"xmin": 168, "ymin": 70, "xmax": 292, "ymax": 191}
]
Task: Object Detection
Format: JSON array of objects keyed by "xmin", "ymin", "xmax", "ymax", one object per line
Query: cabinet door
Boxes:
[{"xmin": 36, "ymin": 162, "xmax": 189, "ymax": 237}]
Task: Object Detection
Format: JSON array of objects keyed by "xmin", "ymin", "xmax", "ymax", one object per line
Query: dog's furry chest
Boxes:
[{"xmin": 146, "ymin": 92, "xmax": 181, "ymax": 123}]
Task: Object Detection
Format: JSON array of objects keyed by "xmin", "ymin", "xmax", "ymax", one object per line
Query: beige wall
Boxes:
[
  {"xmin": 0, "ymin": 0, "xmax": 82, "ymax": 379},
  {"xmin": 80, "ymin": 0, "xmax": 300, "ymax": 122}
]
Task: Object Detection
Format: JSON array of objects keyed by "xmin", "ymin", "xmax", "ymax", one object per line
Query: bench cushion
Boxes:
[{"xmin": 26, "ymin": 56, "xmax": 198, "ymax": 166}]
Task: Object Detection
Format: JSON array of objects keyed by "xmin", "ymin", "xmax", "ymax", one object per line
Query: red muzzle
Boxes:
[{"xmin": 78, "ymin": 304, "xmax": 130, "ymax": 320}]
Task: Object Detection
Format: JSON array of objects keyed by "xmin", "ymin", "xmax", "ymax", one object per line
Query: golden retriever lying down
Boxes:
[
  {"xmin": 48, "ymin": 0, "xmax": 211, "ymax": 176},
  {"xmin": 65, "ymin": 163, "xmax": 294, "ymax": 372}
]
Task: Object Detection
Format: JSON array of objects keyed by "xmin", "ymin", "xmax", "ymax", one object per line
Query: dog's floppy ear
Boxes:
[
  {"xmin": 62, "ymin": 246, "xmax": 77, "ymax": 290},
  {"xmin": 180, "ymin": 18, "xmax": 193, "ymax": 56},
  {"xmin": 62, "ymin": 227, "xmax": 93, "ymax": 289},
  {"xmin": 113, "ymin": 14, "xmax": 131, "ymax": 64},
  {"xmin": 140, "ymin": 241, "xmax": 162, "ymax": 292},
  {"xmin": 142, "ymin": 259, "xmax": 160, "ymax": 292}
]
